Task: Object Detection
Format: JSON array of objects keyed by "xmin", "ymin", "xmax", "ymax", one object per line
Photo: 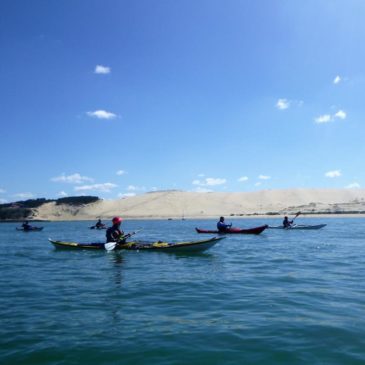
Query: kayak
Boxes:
[
  {"xmin": 268, "ymin": 224, "xmax": 327, "ymax": 230},
  {"xmin": 49, "ymin": 236, "xmax": 224, "ymax": 252},
  {"xmin": 195, "ymin": 225, "xmax": 268, "ymax": 235},
  {"xmin": 89, "ymin": 226, "xmax": 107, "ymax": 230},
  {"xmin": 16, "ymin": 227, "xmax": 44, "ymax": 231}
]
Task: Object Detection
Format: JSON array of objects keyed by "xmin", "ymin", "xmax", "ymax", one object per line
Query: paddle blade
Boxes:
[{"xmin": 105, "ymin": 242, "xmax": 117, "ymax": 251}]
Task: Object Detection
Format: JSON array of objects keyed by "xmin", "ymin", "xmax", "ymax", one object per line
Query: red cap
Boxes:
[{"xmin": 112, "ymin": 216, "xmax": 123, "ymax": 225}]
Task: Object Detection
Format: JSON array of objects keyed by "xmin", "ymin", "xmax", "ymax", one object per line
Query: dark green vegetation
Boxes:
[{"xmin": 0, "ymin": 196, "xmax": 100, "ymax": 221}]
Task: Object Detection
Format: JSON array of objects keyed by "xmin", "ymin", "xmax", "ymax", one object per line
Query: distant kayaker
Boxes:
[
  {"xmin": 95, "ymin": 219, "xmax": 104, "ymax": 229},
  {"xmin": 22, "ymin": 221, "xmax": 32, "ymax": 231},
  {"xmin": 106, "ymin": 217, "xmax": 125, "ymax": 243},
  {"xmin": 217, "ymin": 216, "xmax": 232, "ymax": 232},
  {"xmin": 283, "ymin": 216, "xmax": 293, "ymax": 228}
]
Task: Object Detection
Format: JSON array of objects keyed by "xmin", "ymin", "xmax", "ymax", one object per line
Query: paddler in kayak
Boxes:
[
  {"xmin": 283, "ymin": 216, "xmax": 293, "ymax": 228},
  {"xmin": 95, "ymin": 219, "xmax": 105, "ymax": 229},
  {"xmin": 22, "ymin": 221, "xmax": 32, "ymax": 231},
  {"xmin": 217, "ymin": 216, "xmax": 232, "ymax": 233},
  {"xmin": 106, "ymin": 217, "xmax": 125, "ymax": 243}
]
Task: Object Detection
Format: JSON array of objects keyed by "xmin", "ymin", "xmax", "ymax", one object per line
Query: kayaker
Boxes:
[
  {"xmin": 283, "ymin": 216, "xmax": 293, "ymax": 228},
  {"xmin": 217, "ymin": 216, "xmax": 232, "ymax": 232},
  {"xmin": 22, "ymin": 221, "xmax": 32, "ymax": 231},
  {"xmin": 95, "ymin": 219, "xmax": 104, "ymax": 229},
  {"xmin": 106, "ymin": 217, "xmax": 125, "ymax": 243}
]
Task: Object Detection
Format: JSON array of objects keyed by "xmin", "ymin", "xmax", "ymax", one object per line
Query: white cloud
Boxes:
[
  {"xmin": 238, "ymin": 176, "xmax": 248, "ymax": 182},
  {"xmin": 197, "ymin": 173, "xmax": 205, "ymax": 177},
  {"xmin": 74, "ymin": 183, "xmax": 118, "ymax": 193},
  {"xmin": 334, "ymin": 110, "xmax": 346, "ymax": 120},
  {"xmin": 118, "ymin": 192, "xmax": 136, "ymax": 198},
  {"xmin": 276, "ymin": 98, "xmax": 290, "ymax": 110},
  {"xmin": 325, "ymin": 170, "xmax": 342, "ymax": 178},
  {"xmin": 315, "ymin": 110, "xmax": 346, "ymax": 124},
  {"xmin": 315, "ymin": 114, "xmax": 332, "ymax": 123},
  {"xmin": 333, "ymin": 75, "xmax": 341, "ymax": 84},
  {"xmin": 258, "ymin": 175, "xmax": 271, "ymax": 180},
  {"xmin": 346, "ymin": 182, "xmax": 360, "ymax": 189},
  {"xmin": 0, "ymin": 188, "xmax": 5, "ymax": 193},
  {"xmin": 51, "ymin": 173, "xmax": 93, "ymax": 184},
  {"xmin": 193, "ymin": 187, "xmax": 213, "ymax": 193},
  {"xmin": 0, "ymin": 198, "xmax": 8, "ymax": 204},
  {"xmin": 14, "ymin": 192, "xmax": 34, "ymax": 199},
  {"xmin": 94, "ymin": 65, "xmax": 111, "ymax": 74},
  {"xmin": 87, "ymin": 110, "xmax": 117, "ymax": 120},
  {"xmin": 192, "ymin": 178, "xmax": 226, "ymax": 186},
  {"xmin": 116, "ymin": 170, "xmax": 126, "ymax": 176},
  {"xmin": 58, "ymin": 191, "xmax": 68, "ymax": 197},
  {"xmin": 254, "ymin": 182, "xmax": 262, "ymax": 187}
]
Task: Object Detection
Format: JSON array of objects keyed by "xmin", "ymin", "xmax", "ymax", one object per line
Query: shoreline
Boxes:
[{"xmin": 2, "ymin": 213, "xmax": 365, "ymax": 222}]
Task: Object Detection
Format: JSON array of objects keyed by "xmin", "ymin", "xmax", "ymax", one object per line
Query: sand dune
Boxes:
[{"xmin": 34, "ymin": 189, "xmax": 365, "ymax": 220}]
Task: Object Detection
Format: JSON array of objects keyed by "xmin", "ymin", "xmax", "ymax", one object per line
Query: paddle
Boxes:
[
  {"xmin": 105, "ymin": 230, "xmax": 142, "ymax": 251},
  {"xmin": 290, "ymin": 212, "xmax": 301, "ymax": 226}
]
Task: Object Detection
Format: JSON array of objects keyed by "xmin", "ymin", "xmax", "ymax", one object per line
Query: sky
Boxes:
[{"xmin": 1, "ymin": 0, "xmax": 365, "ymax": 202}]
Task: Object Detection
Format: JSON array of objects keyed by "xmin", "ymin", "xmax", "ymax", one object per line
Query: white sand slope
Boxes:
[{"xmin": 34, "ymin": 189, "xmax": 365, "ymax": 220}]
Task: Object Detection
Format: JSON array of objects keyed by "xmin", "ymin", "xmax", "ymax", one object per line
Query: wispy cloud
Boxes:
[
  {"xmin": 94, "ymin": 65, "xmax": 111, "ymax": 74},
  {"xmin": 258, "ymin": 175, "xmax": 271, "ymax": 180},
  {"xmin": 346, "ymin": 182, "xmax": 360, "ymax": 189},
  {"xmin": 315, "ymin": 110, "xmax": 346, "ymax": 124},
  {"xmin": 118, "ymin": 192, "xmax": 136, "ymax": 198},
  {"xmin": 276, "ymin": 98, "xmax": 290, "ymax": 110},
  {"xmin": 333, "ymin": 75, "xmax": 341, "ymax": 84},
  {"xmin": 0, "ymin": 198, "xmax": 8, "ymax": 204},
  {"xmin": 14, "ymin": 192, "xmax": 34, "ymax": 199},
  {"xmin": 127, "ymin": 185, "xmax": 145, "ymax": 191},
  {"xmin": 192, "ymin": 177, "xmax": 226, "ymax": 186},
  {"xmin": 325, "ymin": 170, "xmax": 341, "ymax": 178},
  {"xmin": 193, "ymin": 187, "xmax": 213, "ymax": 193},
  {"xmin": 116, "ymin": 170, "xmax": 126, "ymax": 176},
  {"xmin": 254, "ymin": 182, "xmax": 262, "ymax": 187},
  {"xmin": 51, "ymin": 173, "xmax": 93, "ymax": 184},
  {"xmin": 315, "ymin": 114, "xmax": 332, "ymax": 123},
  {"xmin": 87, "ymin": 110, "xmax": 117, "ymax": 120},
  {"xmin": 238, "ymin": 176, "xmax": 248, "ymax": 182},
  {"xmin": 58, "ymin": 191, "xmax": 68, "ymax": 197},
  {"xmin": 334, "ymin": 110, "xmax": 346, "ymax": 120},
  {"xmin": 197, "ymin": 173, "xmax": 205, "ymax": 177},
  {"xmin": 74, "ymin": 183, "xmax": 117, "ymax": 193}
]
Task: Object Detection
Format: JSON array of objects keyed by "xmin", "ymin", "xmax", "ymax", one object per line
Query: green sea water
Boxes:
[{"xmin": 1, "ymin": 218, "xmax": 365, "ymax": 364}]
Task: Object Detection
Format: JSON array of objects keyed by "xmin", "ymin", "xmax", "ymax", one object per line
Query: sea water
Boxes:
[{"xmin": 1, "ymin": 218, "xmax": 365, "ymax": 364}]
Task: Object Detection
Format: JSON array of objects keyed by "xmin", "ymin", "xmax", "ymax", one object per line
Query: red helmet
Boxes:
[{"xmin": 112, "ymin": 216, "xmax": 123, "ymax": 225}]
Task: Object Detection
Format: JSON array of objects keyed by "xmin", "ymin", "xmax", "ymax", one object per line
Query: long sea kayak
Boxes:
[
  {"xmin": 268, "ymin": 224, "xmax": 327, "ymax": 230},
  {"xmin": 16, "ymin": 227, "xmax": 44, "ymax": 231},
  {"xmin": 49, "ymin": 236, "xmax": 223, "ymax": 252},
  {"xmin": 195, "ymin": 225, "xmax": 268, "ymax": 235}
]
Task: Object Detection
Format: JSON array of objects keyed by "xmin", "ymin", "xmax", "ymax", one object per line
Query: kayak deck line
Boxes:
[
  {"xmin": 195, "ymin": 225, "xmax": 268, "ymax": 235},
  {"xmin": 48, "ymin": 236, "xmax": 224, "ymax": 252},
  {"xmin": 268, "ymin": 224, "xmax": 327, "ymax": 230}
]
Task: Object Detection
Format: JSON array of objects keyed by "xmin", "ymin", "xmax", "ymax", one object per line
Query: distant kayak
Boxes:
[
  {"xmin": 268, "ymin": 224, "xmax": 327, "ymax": 230},
  {"xmin": 195, "ymin": 225, "xmax": 268, "ymax": 235},
  {"xmin": 16, "ymin": 227, "xmax": 44, "ymax": 231},
  {"xmin": 49, "ymin": 236, "xmax": 223, "ymax": 252},
  {"xmin": 89, "ymin": 226, "xmax": 107, "ymax": 230}
]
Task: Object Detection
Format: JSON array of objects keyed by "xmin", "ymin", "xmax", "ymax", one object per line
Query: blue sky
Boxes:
[{"xmin": 1, "ymin": 0, "xmax": 365, "ymax": 202}]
